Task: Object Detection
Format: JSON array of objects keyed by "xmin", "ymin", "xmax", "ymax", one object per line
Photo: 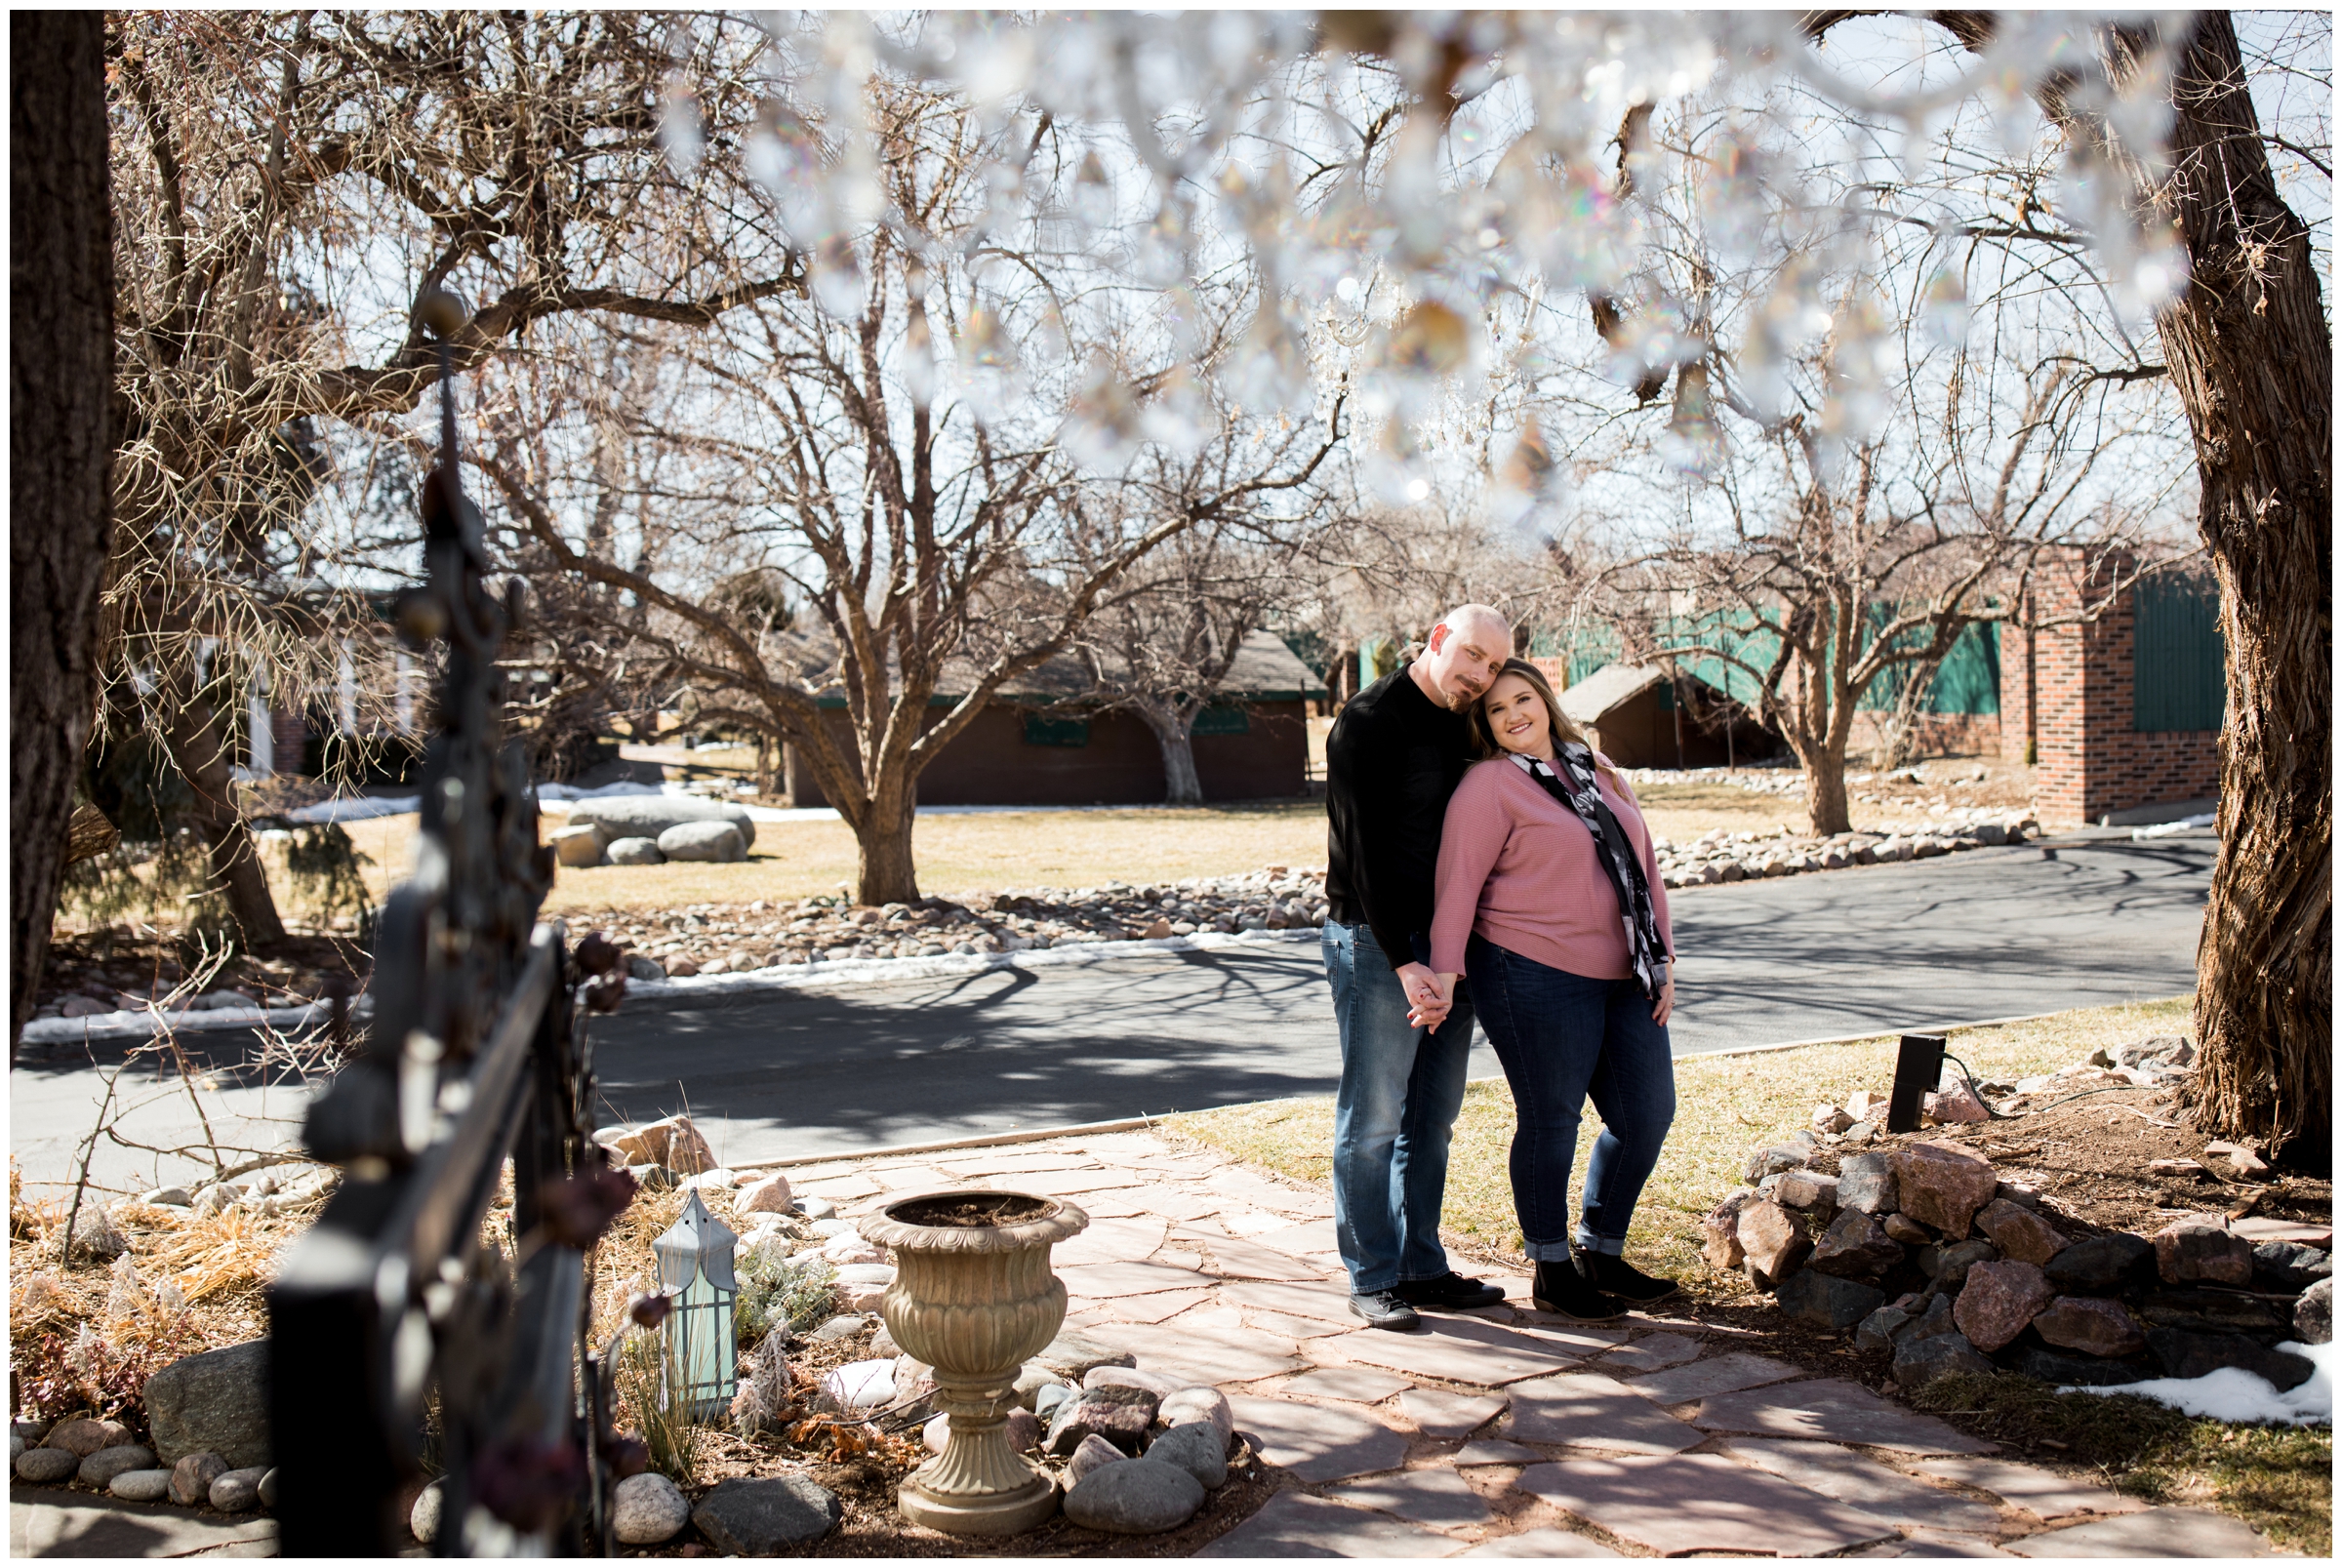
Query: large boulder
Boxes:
[
  {"xmin": 565, "ymin": 795, "xmax": 756, "ymax": 850},
  {"xmin": 692, "ymin": 1476, "xmax": 840, "ymax": 1552},
  {"xmin": 1973, "ymin": 1199, "xmax": 2069, "ymax": 1266},
  {"xmin": 2153, "ymin": 1216, "xmax": 2254, "ymax": 1287},
  {"xmin": 607, "ymin": 836, "xmax": 666, "ymax": 866},
  {"xmin": 1777, "ymin": 1268, "xmax": 1884, "ymax": 1331},
  {"xmin": 1893, "ymin": 1330, "xmax": 1995, "ymax": 1387},
  {"xmin": 1953, "ymin": 1261, "xmax": 2056, "ymax": 1353},
  {"xmin": 1063, "ymin": 1458, "xmax": 1205, "ymax": 1534},
  {"xmin": 657, "ymin": 821, "xmax": 747, "ymax": 864},
  {"xmin": 549, "ymin": 823, "xmax": 607, "ymax": 867},
  {"xmin": 2046, "ymin": 1233, "xmax": 2157, "ymax": 1294},
  {"xmin": 1807, "ymin": 1208, "xmax": 1904, "ymax": 1279},
  {"xmin": 1888, "ymin": 1143, "xmax": 1999, "ymax": 1240},
  {"xmin": 143, "ymin": 1340, "xmax": 269, "ymax": 1468},
  {"xmin": 2033, "ymin": 1297, "xmax": 2147, "ymax": 1358}
]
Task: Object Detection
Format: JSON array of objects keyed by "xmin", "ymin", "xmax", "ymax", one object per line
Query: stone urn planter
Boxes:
[{"xmin": 860, "ymin": 1189, "xmax": 1089, "ymax": 1535}]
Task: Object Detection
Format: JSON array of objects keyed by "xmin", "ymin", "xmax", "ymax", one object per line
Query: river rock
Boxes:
[
  {"xmin": 1777, "ymin": 1268, "xmax": 1884, "ymax": 1330},
  {"xmin": 259, "ymin": 1467, "xmax": 278, "ymax": 1509},
  {"xmin": 1085, "ymin": 1365, "xmax": 1182, "ymax": 1400},
  {"xmin": 1155, "ymin": 1387, "xmax": 1232, "ymax": 1441},
  {"xmin": 1006, "ymin": 1407, "xmax": 1042, "ymax": 1451},
  {"xmin": 144, "ymin": 1338, "xmax": 270, "ymax": 1467},
  {"xmin": 2032, "ymin": 1297, "xmax": 2146, "ymax": 1357},
  {"xmin": 16, "ymin": 1447, "xmax": 77, "ymax": 1484},
  {"xmin": 1067, "ymin": 1431, "xmax": 1128, "ymax": 1487},
  {"xmin": 607, "ymin": 836, "xmax": 666, "ymax": 865},
  {"xmin": 2153, "ymin": 1216, "xmax": 2253, "ymax": 1286},
  {"xmin": 1888, "ymin": 1143, "xmax": 1999, "ymax": 1239},
  {"xmin": 1736, "ymin": 1199, "xmax": 1811, "ymax": 1288},
  {"xmin": 1837, "ymin": 1152, "xmax": 1897, "ymax": 1215},
  {"xmin": 1973, "ymin": 1199, "xmax": 2069, "ymax": 1266},
  {"xmin": 210, "ymin": 1466, "xmax": 269, "ymax": 1511},
  {"xmin": 566, "ymin": 794, "xmax": 757, "ymax": 849},
  {"xmin": 411, "ymin": 1480, "xmax": 445, "ymax": 1543},
  {"xmin": 1063, "ymin": 1457, "xmax": 1205, "ymax": 1534},
  {"xmin": 1808, "ymin": 1208, "xmax": 1904, "ymax": 1279},
  {"xmin": 549, "ymin": 823, "xmax": 607, "ymax": 867},
  {"xmin": 47, "ymin": 1418, "xmax": 131, "ymax": 1457},
  {"xmin": 658, "ymin": 821, "xmax": 747, "ymax": 864},
  {"xmin": 78, "ymin": 1445, "xmax": 157, "ymax": 1488},
  {"xmin": 1146, "ymin": 1421, "xmax": 1230, "ymax": 1489},
  {"xmin": 171, "ymin": 1452, "xmax": 227, "ymax": 1507},
  {"xmin": 2046, "ymin": 1233, "xmax": 2157, "ymax": 1294},
  {"xmin": 1047, "ymin": 1385, "xmax": 1158, "ymax": 1456},
  {"xmin": 612, "ymin": 1471, "xmax": 691, "ymax": 1545},
  {"xmin": 1954, "ymin": 1261, "xmax": 2056, "ymax": 1352},
  {"xmin": 2297, "ymin": 1277, "xmax": 2333, "ymax": 1345},
  {"xmin": 692, "ymin": 1474, "xmax": 841, "ymax": 1551},
  {"xmin": 109, "ymin": 1468, "xmax": 173, "ymax": 1502}
]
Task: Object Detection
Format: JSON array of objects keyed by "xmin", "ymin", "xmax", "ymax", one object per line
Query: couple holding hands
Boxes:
[{"xmin": 1322, "ymin": 605, "xmax": 1678, "ymax": 1330}]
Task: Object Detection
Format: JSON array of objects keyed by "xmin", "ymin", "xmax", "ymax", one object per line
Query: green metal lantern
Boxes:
[{"xmin": 653, "ymin": 1190, "xmax": 739, "ymax": 1420}]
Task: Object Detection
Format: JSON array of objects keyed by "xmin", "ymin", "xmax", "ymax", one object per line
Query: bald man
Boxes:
[{"xmin": 1321, "ymin": 605, "xmax": 1513, "ymax": 1330}]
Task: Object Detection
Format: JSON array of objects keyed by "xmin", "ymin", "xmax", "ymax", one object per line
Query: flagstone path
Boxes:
[{"xmin": 783, "ymin": 1129, "xmax": 2292, "ymax": 1559}]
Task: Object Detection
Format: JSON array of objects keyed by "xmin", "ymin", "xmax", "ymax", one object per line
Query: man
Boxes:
[{"xmin": 1321, "ymin": 604, "xmax": 1513, "ymax": 1330}]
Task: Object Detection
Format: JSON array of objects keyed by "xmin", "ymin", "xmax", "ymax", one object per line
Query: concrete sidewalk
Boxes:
[{"xmin": 10, "ymin": 1486, "xmax": 278, "ymax": 1558}]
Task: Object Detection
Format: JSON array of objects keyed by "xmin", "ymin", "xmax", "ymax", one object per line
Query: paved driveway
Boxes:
[{"xmin": 9, "ymin": 835, "xmax": 2210, "ymax": 1186}]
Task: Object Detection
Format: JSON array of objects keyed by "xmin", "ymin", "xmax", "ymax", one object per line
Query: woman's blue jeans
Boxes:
[
  {"xmin": 1465, "ymin": 935, "xmax": 1675, "ymax": 1262},
  {"xmin": 1321, "ymin": 920, "xmax": 1474, "ymax": 1294}
]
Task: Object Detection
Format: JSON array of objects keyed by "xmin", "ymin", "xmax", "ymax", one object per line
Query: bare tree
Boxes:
[
  {"xmin": 101, "ymin": 12, "xmax": 802, "ymax": 945},
  {"xmin": 12, "ymin": 12, "xmax": 115, "ymax": 1055}
]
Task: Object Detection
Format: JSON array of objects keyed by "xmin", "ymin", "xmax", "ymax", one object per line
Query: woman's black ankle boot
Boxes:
[
  {"xmin": 1574, "ymin": 1248, "xmax": 1682, "ymax": 1307},
  {"xmin": 1532, "ymin": 1258, "xmax": 1626, "ymax": 1321}
]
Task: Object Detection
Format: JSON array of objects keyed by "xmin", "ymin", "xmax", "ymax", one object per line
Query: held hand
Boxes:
[
  {"xmin": 1393, "ymin": 961, "xmax": 1442, "ymax": 1012},
  {"xmin": 1403, "ymin": 969, "xmax": 1459, "ymax": 1031},
  {"xmin": 1651, "ymin": 970, "xmax": 1676, "ymax": 1026}
]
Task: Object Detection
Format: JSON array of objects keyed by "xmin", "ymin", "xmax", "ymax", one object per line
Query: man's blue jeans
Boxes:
[
  {"xmin": 1466, "ymin": 934, "xmax": 1676, "ymax": 1262},
  {"xmin": 1322, "ymin": 920, "xmax": 1474, "ymax": 1294}
]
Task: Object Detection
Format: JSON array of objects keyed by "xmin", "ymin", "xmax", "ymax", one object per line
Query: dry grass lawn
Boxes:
[{"xmin": 309, "ymin": 780, "xmax": 1822, "ymax": 921}]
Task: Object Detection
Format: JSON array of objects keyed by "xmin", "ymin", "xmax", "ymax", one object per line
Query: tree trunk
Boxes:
[
  {"xmin": 1801, "ymin": 745, "xmax": 1851, "ymax": 837},
  {"xmin": 159, "ymin": 662, "xmax": 289, "ymax": 948},
  {"xmin": 1137, "ymin": 703, "xmax": 1204, "ymax": 806},
  {"xmin": 2145, "ymin": 16, "xmax": 2330, "ymax": 1160},
  {"xmin": 854, "ymin": 793, "xmax": 920, "ymax": 907},
  {"xmin": 11, "ymin": 12, "xmax": 115, "ymax": 1057}
]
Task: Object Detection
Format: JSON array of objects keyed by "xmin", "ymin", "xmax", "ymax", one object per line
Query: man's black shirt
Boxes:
[{"xmin": 1324, "ymin": 664, "xmax": 1474, "ymax": 970}]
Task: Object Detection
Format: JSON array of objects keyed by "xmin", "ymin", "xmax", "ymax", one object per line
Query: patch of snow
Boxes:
[
  {"xmin": 286, "ymin": 794, "xmax": 421, "ymax": 824},
  {"xmin": 2133, "ymin": 812, "xmax": 2217, "ymax": 840},
  {"xmin": 2064, "ymin": 1340, "xmax": 2334, "ymax": 1427}
]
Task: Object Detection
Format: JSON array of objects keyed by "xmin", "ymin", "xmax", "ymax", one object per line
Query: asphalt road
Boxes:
[{"xmin": 11, "ymin": 834, "xmax": 2211, "ymax": 1190}]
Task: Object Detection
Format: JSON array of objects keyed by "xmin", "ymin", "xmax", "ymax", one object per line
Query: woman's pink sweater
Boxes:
[{"xmin": 1429, "ymin": 752, "xmax": 1674, "ymax": 981}]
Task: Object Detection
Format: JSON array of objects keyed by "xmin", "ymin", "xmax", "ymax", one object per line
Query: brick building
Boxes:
[{"xmin": 2001, "ymin": 553, "xmax": 2225, "ymax": 825}]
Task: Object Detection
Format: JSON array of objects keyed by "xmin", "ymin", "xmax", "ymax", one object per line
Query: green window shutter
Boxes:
[
  {"xmin": 1191, "ymin": 704, "xmax": 1249, "ymax": 737},
  {"xmin": 2133, "ymin": 579, "xmax": 2225, "ymax": 732},
  {"xmin": 1023, "ymin": 713, "xmax": 1090, "ymax": 747}
]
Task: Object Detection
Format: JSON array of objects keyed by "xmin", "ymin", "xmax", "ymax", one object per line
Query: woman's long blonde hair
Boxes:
[{"xmin": 1468, "ymin": 658, "xmax": 1622, "ymax": 784}]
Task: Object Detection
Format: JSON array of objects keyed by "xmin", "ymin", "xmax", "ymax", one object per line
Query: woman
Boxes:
[{"xmin": 1420, "ymin": 659, "xmax": 1677, "ymax": 1321}]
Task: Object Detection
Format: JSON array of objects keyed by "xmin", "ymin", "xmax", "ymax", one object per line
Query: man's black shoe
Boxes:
[
  {"xmin": 1530, "ymin": 1259, "xmax": 1626, "ymax": 1322},
  {"xmin": 1575, "ymin": 1249, "xmax": 1681, "ymax": 1307},
  {"xmin": 1393, "ymin": 1271, "xmax": 1509, "ymax": 1310},
  {"xmin": 1348, "ymin": 1289, "xmax": 1423, "ymax": 1332}
]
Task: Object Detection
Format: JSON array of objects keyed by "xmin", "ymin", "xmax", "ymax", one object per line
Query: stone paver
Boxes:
[
  {"xmin": 1398, "ymin": 1387, "xmax": 1508, "ymax": 1439},
  {"xmin": 1194, "ymin": 1489, "xmax": 1461, "ymax": 1558},
  {"xmin": 1854, "ymin": 1529, "xmax": 2017, "ymax": 1557},
  {"xmin": 1591, "ymin": 1331, "xmax": 1701, "ymax": 1374},
  {"xmin": 1087, "ymin": 1287, "xmax": 1214, "ymax": 1324},
  {"xmin": 934, "ymin": 1149, "xmax": 1101, "ymax": 1176},
  {"xmin": 1087, "ymin": 1320, "xmax": 1307, "ymax": 1386},
  {"xmin": 1998, "ymin": 1507, "xmax": 2277, "ymax": 1557},
  {"xmin": 1455, "ymin": 1525, "xmax": 1621, "ymax": 1557},
  {"xmin": 1280, "ymin": 1368, "xmax": 1412, "ymax": 1405},
  {"xmin": 1689, "ymin": 1378, "xmax": 1999, "ymax": 1454},
  {"xmin": 1249, "ymin": 1220, "xmax": 1341, "ymax": 1257},
  {"xmin": 868, "ymin": 1163, "xmax": 962, "ymax": 1190},
  {"xmin": 1501, "ymin": 1373, "xmax": 1705, "ymax": 1455},
  {"xmin": 1318, "ymin": 1325, "xmax": 1570, "ymax": 1388},
  {"xmin": 1504, "ymin": 1317, "xmax": 1629, "ymax": 1354},
  {"xmin": 1117, "ymin": 1186, "xmax": 1224, "ymax": 1223},
  {"xmin": 1020, "ymin": 1169, "xmax": 1147, "ymax": 1196},
  {"xmin": 1221, "ymin": 1278, "xmax": 1356, "ymax": 1323},
  {"xmin": 1911, "ymin": 1459, "xmax": 2149, "ymax": 1521},
  {"xmin": 1053, "ymin": 1215, "xmax": 1169, "ymax": 1267},
  {"xmin": 1624, "ymin": 1350, "xmax": 1802, "ymax": 1407},
  {"xmin": 1227, "ymin": 1398, "xmax": 1412, "ymax": 1484},
  {"xmin": 1453, "ymin": 1438, "xmax": 1543, "ymax": 1467},
  {"xmin": 1207, "ymin": 1169, "xmax": 1336, "ymax": 1219},
  {"xmin": 1204, "ymin": 1234, "xmax": 1336, "ymax": 1282},
  {"xmin": 1241, "ymin": 1307, "xmax": 1359, "ymax": 1341},
  {"xmin": 1329, "ymin": 1467, "xmax": 1495, "ymax": 1533},
  {"xmin": 1055, "ymin": 1259, "xmax": 1205, "ymax": 1298},
  {"xmin": 1516, "ymin": 1453, "xmax": 1901, "ymax": 1556},
  {"xmin": 1717, "ymin": 1439, "xmax": 2006, "ymax": 1534},
  {"xmin": 11, "ymin": 1488, "xmax": 282, "ymax": 1558}
]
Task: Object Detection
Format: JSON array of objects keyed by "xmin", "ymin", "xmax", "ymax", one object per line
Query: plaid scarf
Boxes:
[{"xmin": 1512, "ymin": 746, "xmax": 1672, "ymax": 999}]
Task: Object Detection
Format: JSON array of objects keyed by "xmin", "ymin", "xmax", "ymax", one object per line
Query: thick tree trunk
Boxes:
[
  {"xmin": 159, "ymin": 663, "xmax": 289, "ymax": 948},
  {"xmin": 854, "ymin": 789, "xmax": 920, "ymax": 907},
  {"xmin": 2149, "ymin": 16, "xmax": 2332, "ymax": 1160},
  {"xmin": 1800, "ymin": 745, "xmax": 1851, "ymax": 838},
  {"xmin": 11, "ymin": 13, "xmax": 115, "ymax": 1057},
  {"xmin": 1136, "ymin": 703, "xmax": 1204, "ymax": 806}
]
